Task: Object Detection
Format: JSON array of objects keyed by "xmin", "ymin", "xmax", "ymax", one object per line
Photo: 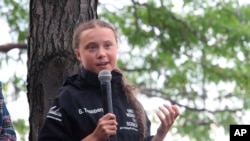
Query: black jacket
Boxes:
[{"xmin": 38, "ymin": 69, "xmax": 153, "ymax": 141}]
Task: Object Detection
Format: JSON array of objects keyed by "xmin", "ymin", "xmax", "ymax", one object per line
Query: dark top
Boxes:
[{"xmin": 38, "ymin": 69, "xmax": 153, "ymax": 141}]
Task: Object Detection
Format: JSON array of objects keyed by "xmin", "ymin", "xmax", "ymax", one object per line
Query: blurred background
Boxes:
[{"xmin": 1, "ymin": 0, "xmax": 250, "ymax": 140}]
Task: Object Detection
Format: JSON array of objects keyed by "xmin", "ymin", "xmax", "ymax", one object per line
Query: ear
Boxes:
[{"xmin": 75, "ymin": 49, "xmax": 81, "ymax": 61}]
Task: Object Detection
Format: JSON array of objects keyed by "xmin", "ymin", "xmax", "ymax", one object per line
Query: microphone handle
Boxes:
[
  {"xmin": 101, "ymin": 82, "xmax": 116, "ymax": 141},
  {"xmin": 101, "ymin": 82, "xmax": 113, "ymax": 114},
  {"xmin": 106, "ymin": 82, "xmax": 113, "ymax": 113}
]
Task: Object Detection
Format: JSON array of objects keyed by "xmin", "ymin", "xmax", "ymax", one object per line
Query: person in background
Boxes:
[
  {"xmin": 0, "ymin": 82, "xmax": 17, "ymax": 141},
  {"xmin": 38, "ymin": 19, "xmax": 180, "ymax": 141}
]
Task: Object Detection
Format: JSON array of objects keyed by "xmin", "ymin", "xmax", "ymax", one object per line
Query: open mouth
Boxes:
[{"xmin": 97, "ymin": 62, "xmax": 109, "ymax": 67}]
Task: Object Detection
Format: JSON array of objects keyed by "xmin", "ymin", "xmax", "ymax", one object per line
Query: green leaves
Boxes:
[
  {"xmin": 99, "ymin": 0, "xmax": 250, "ymax": 140},
  {"xmin": 13, "ymin": 119, "xmax": 29, "ymax": 141},
  {"xmin": 1, "ymin": 0, "xmax": 28, "ymax": 42}
]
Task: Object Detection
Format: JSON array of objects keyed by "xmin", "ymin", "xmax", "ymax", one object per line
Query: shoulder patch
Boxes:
[{"xmin": 47, "ymin": 106, "xmax": 62, "ymax": 122}]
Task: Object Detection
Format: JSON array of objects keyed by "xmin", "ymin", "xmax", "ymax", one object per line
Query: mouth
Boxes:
[{"xmin": 97, "ymin": 62, "xmax": 109, "ymax": 67}]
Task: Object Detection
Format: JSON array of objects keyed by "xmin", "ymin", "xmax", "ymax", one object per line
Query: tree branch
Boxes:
[
  {"xmin": 0, "ymin": 43, "xmax": 27, "ymax": 53},
  {"xmin": 139, "ymin": 87, "xmax": 243, "ymax": 114}
]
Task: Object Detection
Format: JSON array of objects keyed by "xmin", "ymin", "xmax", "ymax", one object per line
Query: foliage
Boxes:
[
  {"xmin": 0, "ymin": 0, "xmax": 28, "ymax": 99},
  {"xmin": 13, "ymin": 119, "xmax": 29, "ymax": 141},
  {"xmin": 0, "ymin": 0, "xmax": 29, "ymax": 140},
  {"xmin": 99, "ymin": 0, "xmax": 250, "ymax": 140},
  {"xmin": 0, "ymin": 0, "xmax": 29, "ymax": 41}
]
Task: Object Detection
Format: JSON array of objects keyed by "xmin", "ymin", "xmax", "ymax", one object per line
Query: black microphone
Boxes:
[
  {"xmin": 98, "ymin": 70, "xmax": 117, "ymax": 141},
  {"xmin": 98, "ymin": 70, "xmax": 113, "ymax": 114}
]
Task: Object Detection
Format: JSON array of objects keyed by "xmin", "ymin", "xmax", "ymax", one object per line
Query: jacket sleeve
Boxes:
[
  {"xmin": 38, "ymin": 99, "xmax": 73, "ymax": 141},
  {"xmin": 0, "ymin": 81, "xmax": 17, "ymax": 141}
]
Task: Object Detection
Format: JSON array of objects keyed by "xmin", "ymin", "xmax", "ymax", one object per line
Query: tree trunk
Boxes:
[{"xmin": 27, "ymin": 0, "xmax": 98, "ymax": 141}]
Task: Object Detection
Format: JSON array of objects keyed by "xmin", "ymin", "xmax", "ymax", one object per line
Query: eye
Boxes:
[
  {"xmin": 104, "ymin": 42, "xmax": 112, "ymax": 49},
  {"xmin": 86, "ymin": 43, "xmax": 97, "ymax": 51}
]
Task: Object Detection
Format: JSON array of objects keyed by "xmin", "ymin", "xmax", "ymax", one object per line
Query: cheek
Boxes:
[
  {"xmin": 111, "ymin": 52, "xmax": 118, "ymax": 64},
  {"xmin": 81, "ymin": 54, "xmax": 94, "ymax": 66},
  {"xmin": 81, "ymin": 55, "xmax": 89, "ymax": 64},
  {"xmin": 76, "ymin": 51, "xmax": 87, "ymax": 63}
]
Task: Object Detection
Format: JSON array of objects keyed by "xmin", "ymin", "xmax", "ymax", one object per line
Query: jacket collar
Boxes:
[
  {"xmin": 81, "ymin": 69, "xmax": 123, "ymax": 84},
  {"xmin": 64, "ymin": 68, "xmax": 123, "ymax": 89}
]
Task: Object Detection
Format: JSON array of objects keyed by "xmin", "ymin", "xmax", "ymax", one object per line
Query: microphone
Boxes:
[
  {"xmin": 98, "ymin": 70, "xmax": 113, "ymax": 114},
  {"xmin": 98, "ymin": 70, "xmax": 117, "ymax": 141}
]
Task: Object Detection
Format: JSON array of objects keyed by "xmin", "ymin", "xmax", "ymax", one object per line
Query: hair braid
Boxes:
[{"xmin": 114, "ymin": 68, "xmax": 147, "ymax": 141}]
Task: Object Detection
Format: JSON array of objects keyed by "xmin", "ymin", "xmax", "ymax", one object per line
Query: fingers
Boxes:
[
  {"xmin": 171, "ymin": 104, "xmax": 180, "ymax": 118},
  {"xmin": 157, "ymin": 104, "xmax": 180, "ymax": 127},
  {"xmin": 102, "ymin": 113, "xmax": 116, "ymax": 120},
  {"xmin": 158, "ymin": 106, "xmax": 171, "ymax": 125},
  {"xmin": 154, "ymin": 104, "xmax": 180, "ymax": 139},
  {"xmin": 94, "ymin": 113, "xmax": 118, "ymax": 139},
  {"xmin": 100, "ymin": 113, "xmax": 118, "ymax": 132}
]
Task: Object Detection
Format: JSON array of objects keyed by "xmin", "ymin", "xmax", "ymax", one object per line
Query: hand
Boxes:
[
  {"xmin": 153, "ymin": 104, "xmax": 180, "ymax": 141},
  {"xmin": 81, "ymin": 113, "xmax": 117, "ymax": 141}
]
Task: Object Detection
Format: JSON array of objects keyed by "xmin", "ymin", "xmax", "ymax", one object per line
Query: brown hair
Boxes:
[
  {"xmin": 113, "ymin": 68, "xmax": 147, "ymax": 141},
  {"xmin": 72, "ymin": 19, "xmax": 118, "ymax": 51},
  {"xmin": 72, "ymin": 19, "xmax": 147, "ymax": 141}
]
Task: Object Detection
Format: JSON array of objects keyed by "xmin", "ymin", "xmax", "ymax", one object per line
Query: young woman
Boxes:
[{"xmin": 38, "ymin": 19, "xmax": 180, "ymax": 141}]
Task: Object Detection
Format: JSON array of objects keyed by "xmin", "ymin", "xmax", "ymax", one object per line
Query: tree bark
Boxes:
[{"xmin": 27, "ymin": 0, "xmax": 98, "ymax": 141}]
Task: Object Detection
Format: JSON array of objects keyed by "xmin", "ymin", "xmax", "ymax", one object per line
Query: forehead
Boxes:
[{"xmin": 80, "ymin": 27, "xmax": 116, "ymax": 40}]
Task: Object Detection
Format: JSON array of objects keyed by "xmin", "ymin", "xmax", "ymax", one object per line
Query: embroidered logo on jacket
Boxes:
[
  {"xmin": 120, "ymin": 109, "xmax": 138, "ymax": 131},
  {"xmin": 47, "ymin": 106, "xmax": 62, "ymax": 122},
  {"xmin": 78, "ymin": 108, "xmax": 104, "ymax": 114}
]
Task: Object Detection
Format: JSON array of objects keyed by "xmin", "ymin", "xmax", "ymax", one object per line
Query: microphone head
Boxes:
[{"xmin": 98, "ymin": 70, "xmax": 112, "ymax": 82}]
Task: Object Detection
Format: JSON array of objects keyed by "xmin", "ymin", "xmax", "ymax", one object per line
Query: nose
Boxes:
[{"xmin": 96, "ymin": 46, "xmax": 106, "ymax": 59}]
